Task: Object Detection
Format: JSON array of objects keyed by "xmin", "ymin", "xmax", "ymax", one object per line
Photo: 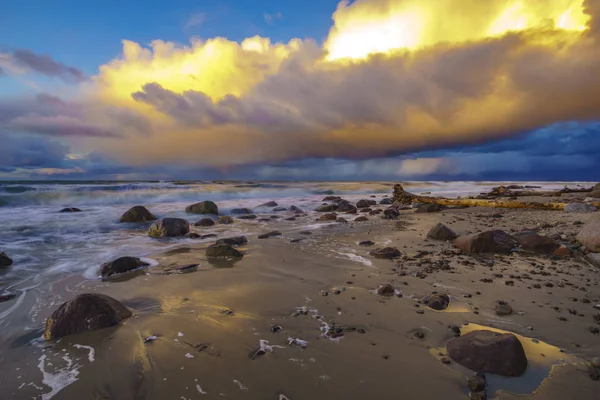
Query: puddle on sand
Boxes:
[{"xmin": 431, "ymin": 323, "xmax": 584, "ymax": 396}]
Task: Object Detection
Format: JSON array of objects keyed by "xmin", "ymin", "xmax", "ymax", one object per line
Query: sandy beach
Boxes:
[{"xmin": 0, "ymin": 181, "xmax": 599, "ymax": 399}]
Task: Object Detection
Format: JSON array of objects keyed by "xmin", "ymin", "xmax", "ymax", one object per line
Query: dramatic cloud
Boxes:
[
  {"xmin": 8, "ymin": 49, "xmax": 87, "ymax": 83},
  {"xmin": 1, "ymin": 0, "xmax": 599, "ymax": 180}
]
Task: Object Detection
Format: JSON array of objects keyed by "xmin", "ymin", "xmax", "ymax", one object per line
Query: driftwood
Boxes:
[
  {"xmin": 393, "ymin": 185, "xmax": 600, "ymax": 211},
  {"xmin": 482, "ymin": 185, "xmax": 594, "ymax": 198}
]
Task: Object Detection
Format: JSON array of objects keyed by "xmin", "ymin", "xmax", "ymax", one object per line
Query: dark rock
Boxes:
[
  {"xmin": 194, "ymin": 218, "xmax": 215, "ymax": 227},
  {"xmin": 424, "ymin": 294, "xmax": 450, "ymax": 310},
  {"xmin": 284, "ymin": 217, "xmax": 296, "ymax": 221},
  {"xmin": 515, "ymin": 232, "xmax": 559, "ymax": 253},
  {"xmin": 216, "ymin": 236, "xmax": 248, "ymax": 246},
  {"xmin": 187, "ymin": 233, "xmax": 201, "ymax": 239},
  {"xmin": 468, "ymin": 373, "xmax": 487, "ymax": 392},
  {"xmin": 576, "ymin": 215, "xmax": 600, "ymax": 252},
  {"xmin": 356, "ymin": 199, "xmax": 376, "ymax": 208},
  {"xmin": 290, "ymin": 206, "xmax": 304, "ymax": 214},
  {"xmin": 495, "ymin": 301, "xmax": 513, "ymax": 316},
  {"xmin": 355, "ymin": 216, "xmax": 369, "ymax": 222},
  {"xmin": 453, "ymin": 230, "xmax": 516, "ymax": 254},
  {"xmin": 315, "ymin": 204, "xmax": 339, "ymax": 212},
  {"xmin": 318, "ymin": 213, "xmax": 338, "ymax": 221},
  {"xmin": 427, "ymin": 223, "xmax": 458, "ymax": 241},
  {"xmin": 336, "ymin": 218, "xmax": 348, "ymax": 223},
  {"xmin": 370, "ymin": 247, "xmax": 402, "ymax": 259},
  {"xmin": 217, "ymin": 216, "xmax": 234, "ymax": 224},
  {"xmin": 270, "ymin": 324, "xmax": 283, "ymax": 333},
  {"xmin": 44, "ymin": 293, "xmax": 132, "ymax": 340},
  {"xmin": 60, "ymin": 207, "xmax": 82, "ymax": 213},
  {"xmin": 377, "ymin": 284, "xmax": 395, "ymax": 296},
  {"xmin": 564, "ymin": 203, "xmax": 596, "ymax": 213},
  {"xmin": 447, "ymin": 330, "xmax": 528, "ymax": 376},
  {"xmin": 359, "ymin": 240, "xmax": 375, "ymax": 246},
  {"xmin": 359, "ymin": 207, "xmax": 372, "ymax": 213},
  {"xmin": 322, "ymin": 196, "xmax": 340, "ymax": 201},
  {"xmin": 0, "ymin": 293, "xmax": 17, "ymax": 303},
  {"xmin": 258, "ymin": 231, "xmax": 282, "ymax": 239},
  {"xmin": 380, "ymin": 198, "xmax": 393, "ymax": 205},
  {"xmin": 231, "ymin": 208, "xmax": 253, "ymax": 215},
  {"xmin": 273, "ymin": 207, "xmax": 287, "ymax": 212},
  {"xmin": 416, "ymin": 204, "xmax": 445, "ymax": 213},
  {"xmin": 206, "ymin": 244, "xmax": 243, "ymax": 259},
  {"xmin": 585, "ymin": 253, "xmax": 600, "ymax": 268},
  {"xmin": 383, "ymin": 208, "xmax": 400, "ymax": 220},
  {"xmin": 185, "ymin": 201, "xmax": 218, "ymax": 214},
  {"xmin": 99, "ymin": 256, "xmax": 149, "ymax": 277},
  {"xmin": 259, "ymin": 201, "xmax": 278, "ymax": 207},
  {"xmin": 0, "ymin": 252, "xmax": 13, "ymax": 268},
  {"xmin": 338, "ymin": 203, "xmax": 358, "ymax": 213},
  {"xmin": 148, "ymin": 218, "xmax": 190, "ymax": 237},
  {"xmin": 237, "ymin": 214, "xmax": 257, "ymax": 220},
  {"xmin": 119, "ymin": 206, "xmax": 156, "ymax": 223}
]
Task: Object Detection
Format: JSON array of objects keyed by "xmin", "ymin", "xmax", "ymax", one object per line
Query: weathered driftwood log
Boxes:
[
  {"xmin": 393, "ymin": 185, "xmax": 600, "ymax": 211},
  {"xmin": 483, "ymin": 185, "xmax": 595, "ymax": 198}
]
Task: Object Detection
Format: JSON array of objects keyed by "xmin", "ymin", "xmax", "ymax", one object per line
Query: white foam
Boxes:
[
  {"xmin": 332, "ymin": 250, "xmax": 373, "ymax": 267},
  {"xmin": 287, "ymin": 337, "xmax": 309, "ymax": 348},
  {"xmin": 233, "ymin": 379, "xmax": 248, "ymax": 390},
  {"xmin": 259, "ymin": 339, "xmax": 286, "ymax": 353},
  {"xmin": 73, "ymin": 344, "xmax": 95, "ymax": 362},
  {"xmin": 185, "ymin": 353, "xmax": 194, "ymax": 359},
  {"xmin": 37, "ymin": 354, "xmax": 80, "ymax": 400},
  {"xmin": 196, "ymin": 384, "xmax": 207, "ymax": 395}
]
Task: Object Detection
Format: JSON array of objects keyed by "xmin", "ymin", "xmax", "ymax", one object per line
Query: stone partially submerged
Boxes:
[
  {"xmin": 369, "ymin": 247, "xmax": 402, "ymax": 259},
  {"xmin": 119, "ymin": 205, "xmax": 156, "ymax": 223},
  {"xmin": 206, "ymin": 244, "xmax": 243, "ymax": 259},
  {"xmin": 424, "ymin": 293, "xmax": 450, "ymax": 310},
  {"xmin": 99, "ymin": 256, "xmax": 149, "ymax": 277},
  {"xmin": 185, "ymin": 201, "xmax": 218, "ymax": 214},
  {"xmin": 453, "ymin": 230, "xmax": 516, "ymax": 254},
  {"xmin": 44, "ymin": 293, "xmax": 132, "ymax": 340},
  {"xmin": 447, "ymin": 330, "xmax": 528, "ymax": 377},
  {"xmin": 148, "ymin": 218, "xmax": 190, "ymax": 237},
  {"xmin": 0, "ymin": 252, "xmax": 13, "ymax": 268}
]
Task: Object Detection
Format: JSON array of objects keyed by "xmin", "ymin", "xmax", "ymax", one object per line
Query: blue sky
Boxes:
[{"xmin": 1, "ymin": 0, "xmax": 599, "ymax": 181}]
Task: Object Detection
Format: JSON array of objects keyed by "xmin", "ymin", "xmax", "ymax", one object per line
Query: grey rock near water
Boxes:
[
  {"xmin": 99, "ymin": 256, "xmax": 149, "ymax": 277},
  {"xmin": 237, "ymin": 214, "xmax": 257, "ymax": 220},
  {"xmin": 515, "ymin": 232, "xmax": 559, "ymax": 253},
  {"xmin": 576, "ymin": 215, "xmax": 600, "ymax": 252},
  {"xmin": 259, "ymin": 201, "xmax": 278, "ymax": 207},
  {"xmin": 453, "ymin": 230, "xmax": 516, "ymax": 254},
  {"xmin": 369, "ymin": 247, "xmax": 402, "ymax": 259},
  {"xmin": 231, "ymin": 208, "xmax": 253, "ymax": 214},
  {"xmin": 318, "ymin": 213, "xmax": 338, "ymax": 221},
  {"xmin": 495, "ymin": 301, "xmax": 513, "ymax": 316},
  {"xmin": 379, "ymin": 198, "xmax": 393, "ymax": 205},
  {"xmin": 216, "ymin": 236, "xmax": 248, "ymax": 246},
  {"xmin": 427, "ymin": 223, "xmax": 458, "ymax": 241},
  {"xmin": 377, "ymin": 284, "xmax": 396, "ymax": 296},
  {"xmin": 447, "ymin": 330, "xmax": 528, "ymax": 377},
  {"xmin": 424, "ymin": 293, "xmax": 450, "ymax": 310},
  {"xmin": 194, "ymin": 218, "xmax": 215, "ymax": 227},
  {"xmin": 315, "ymin": 204, "xmax": 339, "ymax": 212},
  {"xmin": 0, "ymin": 252, "xmax": 13, "ymax": 268},
  {"xmin": 273, "ymin": 207, "xmax": 287, "ymax": 212},
  {"xmin": 382, "ymin": 208, "xmax": 400, "ymax": 220},
  {"xmin": 44, "ymin": 293, "xmax": 132, "ymax": 340},
  {"xmin": 564, "ymin": 203, "xmax": 597, "ymax": 213},
  {"xmin": 356, "ymin": 199, "xmax": 376, "ymax": 208},
  {"xmin": 119, "ymin": 205, "xmax": 156, "ymax": 223},
  {"xmin": 338, "ymin": 203, "xmax": 357, "ymax": 213},
  {"xmin": 355, "ymin": 216, "xmax": 369, "ymax": 222},
  {"xmin": 60, "ymin": 207, "xmax": 82, "ymax": 213},
  {"xmin": 185, "ymin": 201, "xmax": 218, "ymax": 215},
  {"xmin": 415, "ymin": 204, "xmax": 444, "ymax": 213},
  {"xmin": 218, "ymin": 216, "xmax": 234, "ymax": 224},
  {"xmin": 258, "ymin": 231, "xmax": 282, "ymax": 239},
  {"xmin": 206, "ymin": 244, "xmax": 243, "ymax": 259},
  {"xmin": 148, "ymin": 218, "xmax": 190, "ymax": 237}
]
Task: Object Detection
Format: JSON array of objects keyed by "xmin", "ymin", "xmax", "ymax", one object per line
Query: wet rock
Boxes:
[
  {"xmin": 377, "ymin": 284, "xmax": 395, "ymax": 296},
  {"xmin": 427, "ymin": 223, "xmax": 458, "ymax": 241},
  {"xmin": 44, "ymin": 293, "xmax": 132, "ymax": 340},
  {"xmin": 424, "ymin": 293, "xmax": 450, "ymax": 310},
  {"xmin": 336, "ymin": 217, "xmax": 348, "ymax": 223},
  {"xmin": 0, "ymin": 252, "xmax": 13, "ymax": 268},
  {"xmin": 217, "ymin": 216, "xmax": 234, "ymax": 224},
  {"xmin": 355, "ymin": 216, "xmax": 369, "ymax": 222},
  {"xmin": 284, "ymin": 217, "xmax": 296, "ymax": 221},
  {"xmin": 60, "ymin": 207, "xmax": 82, "ymax": 213},
  {"xmin": 564, "ymin": 203, "xmax": 597, "ymax": 213},
  {"xmin": 237, "ymin": 214, "xmax": 257, "ymax": 220},
  {"xmin": 416, "ymin": 204, "xmax": 445, "ymax": 213},
  {"xmin": 99, "ymin": 256, "xmax": 149, "ymax": 277},
  {"xmin": 258, "ymin": 231, "xmax": 282, "ymax": 239},
  {"xmin": 470, "ymin": 391, "xmax": 488, "ymax": 400},
  {"xmin": 356, "ymin": 199, "xmax": 376, "ymax": 208},
  {"xmin": 338, "ymin": 203, "xmax": 358, "ymax": 213},
  {"xmin": 185, "ymin": 201, "xmax": 218, "ymax": 214},
  {"xmin": 468, "ymin": 373, "xmax": 487, "ymax": 392},
  {"xmin": 290, "ymin": 205, "xmax": 304, "ymax": 214},
  {"xmin": 359, "ymin": 240, "xmax": 375, "ymax": 246},
  {"xmin": 270, "ymin": 325, "xmax": 283, "ymax": 333},
  {"xmin": 231, "ymin": 207, "xmax": 253, "ymax": 215},
  {"xmin": 194, "ymin": 218, "xmax": 215, "ymax": 227},
  {"xmin": 515, "ymin": 232, "xmax": 559, "ymax": 253},
  {"xmin": 576, "ymin": 215, "xmax": 600, "ymax": 252},
  {"xmin": 380, "ymin": 198, "xmax": 393, "ymax": 205},
  {"xmin": 447, "ymin": 330, "xmax": 528, "ymax": 377},
  {"xmin": 119, "ymin": 205, "xmax": 156, "ymax": 223},
  {"xmin": 205, "ymin": 244, "xmax": 243, "ymax": 259},
  {"xmin": 494, "ymin": 301, "xmax": 513, "ymax": 316},
  {"xmin": 315, "ymin": 204, "xmax": 339, "ymax": 212},
  {"xmin": 318, "ymin": 213, "xmax": 338, "ymax": 221},
  {"xmin": 453, "ymin": 230, "xmax": 516, "ymax": 254},
  {"xmin": 259, "ymin": 201, "xmax": 278, "ymax": 207},
  {"xmin": 382, "ymin": 208, "xmax": 400, "ymax": 220},
  {"xmin": 273, "ymin": 207, "xmax": 287, "ymax": 212},
  {"xmin": 148, "ymin": 218, "xmax": 190, "ymax": 237},
  {"xmin": 359, "ymin": 207, "xmax": 372, "ymax": 213},
  {"xmin": 216, "ymin": 236, "xmax": 248, "ymax": 246},
  {"xmin": 591, "ymin": 357, "xmax": 600, "ymax": 368},
  {"xmin": 369, "ymin": 247, "xmax": 402, "ymax": 259},
  {"xmin": 584, "ymin": 253, "xmax": 600, "ymax": 268},
  {"xmin": 187, "ymin": 233, "xmax": 201, "ymax": 239}
]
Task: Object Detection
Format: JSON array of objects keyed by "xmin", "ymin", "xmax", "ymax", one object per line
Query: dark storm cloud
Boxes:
[{"xmin": 11, "ymin": 49, "xmax": 87, "ymax": 83}]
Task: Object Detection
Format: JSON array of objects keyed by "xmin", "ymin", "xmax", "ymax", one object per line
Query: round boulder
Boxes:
[
  {"xmin": 380, "ymin": 198, "xmax": 393, "ymax": 205},
  {"xmin": 495, "ymin": 301, "xmax": 513, "ymax": 316},
  {"xmin": 218, "ymin": 216, "xmax": 234, "ymax": 224},
  {"xmin": 60, "ymin": 207, "xmax": 82, "ymax": 213},
  {"xmin": 231, "ymin": 207, "xmax": 253, "ymax": 215},
  {"xmin": 259, "ymin": 201, "xmax": 278, "ymax": 207},
  {"xmin": 206, "ymin": 244, "xmax": 243, "ymax": 259},
  {"xmin": 338, "ymin": 203, "xmax": 358, "ymax": 213},
  {"xmin": 447, "ymin": 330, "xmax": 528, "ymax": 377},
  {"xmin": 148, "ymin": 218, "xmax": 190, "ymax": 237},
  {"xmin": 318, "ymin": 213, "xmax": 338, "ymax": 221},
  {"xmin": 356, "ymin": 199, "xmax": 376, "ymax": 208},
  {"xmin": 369, "ymin": 247, "xmax": 402, "ymax": 259},
  {"xmin": 216, "ymin": 236, "xmax": 248, "ymax": 246},
  {"xmin": 355, "ymin": 216, "xmax": 369, "ymax": 222},
  {"xmin": 0, "ymin": 252, "xmax": 13, "ymax": 268},
  {"xmin": 194, "ymin": 218, "xmax": 215, "ymax": 227},
  {"xmin": 99, "ymin": 256, "xmax": 149, "ymax": 277},
  {"xmin": 383, "ymin": 208, "xmax": 400, "ymax": 220},
  {"xmin": 315, "ymin": 204, "xmax": 338, "ymax": 212},
  {"xmin": 427, "ymin": 223, "xmax": 458, "ymax": 241},
  {"xmin": 119, "ymin": 205, "xmax": 156, "ymax": 223},
  {"xmin": 185, "ymin": 201, "xmax": 218, "ymax": 214},
  {"xmin": 453, "ymin": 230, "xmax": 516, "ymax": 254},
  {"xmin": 424, "ymin": 293, "xmax": 450, "ymax": 310},
  {"xmin": 44, "ymin": 293, "xmax": 132, "ymax": 340}
]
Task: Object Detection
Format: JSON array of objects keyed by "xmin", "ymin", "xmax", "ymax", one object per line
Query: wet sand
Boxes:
[{"xmin": 1, "ymin": 194, "xmax": 599, "ymax": 399}]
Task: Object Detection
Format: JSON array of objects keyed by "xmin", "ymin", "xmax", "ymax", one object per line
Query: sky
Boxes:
[{"xmin": 1, "ymin": 0, "xmax": 600, "ymax": 181}]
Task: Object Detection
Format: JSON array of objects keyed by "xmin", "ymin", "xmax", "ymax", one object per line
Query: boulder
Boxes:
[
  {"xmin": 273, "ymin": 207, "xmax": 287, "ymax": 212},
  {"xmin": 258, "ymin": 231, "xmax": 282, "ymax": 239},
  {"xmin": 427, "ymin": 223, "xmax": 458, "ymax": 241},
  {"xmin": 359, "ymin": 240, "xmax": 375, "ymax": 246},
  {"xmin": 446, "ymin": 330, "xmax": 528, "ymax": 377},
  {"xmin": 359, "ymin": 207, "xmax": 372, "ymax": 213},
  {"xmin": 99, "ymin": 256, "xmax": 149, "ymax": 277},
  {"xmin": 416, "ymin": 204, "xmax": 445, "ymax": 213},
  {"xmin": 356, "ymin": 199, "xmax": 376, "ymax": 208},
  {"xmin": 318, "ymin": 213, "xmax": 338, "ymax": 221},
  {"xmin": 355, "ymin": 216, "xmax": 369, "ymax": 222},
  {"xmin": 380, "ymin": 198, "xmax": 393, "ymax": 205},
  {"xmin": 515, "ymin": 232, "xmax": 559, "ymax": 253},
  {"xmin": 315, "ymin": 204, "xmax": 339, "ymax": 212},
  {"xmin": 231, "ymin": 208, "xmax": 253, "ymax": 215},
  {"xmin": 338, "ymin": 203, "xmax": 357, "ymax": 213},
  {"xmin": 237, "ymin": 214, "xmax": 257, "ymax": 220},
  {"xmin": 206, "ymin": 244, "xmax": 243, "ymax": 259},
  {"xmin": 587, "ymin": 190, "xmax": 600, "ymax": 199},
  {"xmin": 494, "ymin": 301, "xmax": 513, "ymax": 316},
  {"xmin": 148, "ymin": 218, "xmax": 190, "ymax": 237},
  {"xmin": 382, "ymin": 208, "xmax": 400, "ymax": 220},
  {"xmin": 576, "ymin": 215, "xmax": 600, "ymax": 252},
  {"xmin": 119, "ymin": 206, "xmax": 156, "ymax": 223},
  {"xmin": 564, "ymin": 203, "xmax": 596, "ymax": 213},
  {"xmin": 453, "ymin": 230, "xmax": 516, "ymax": 254},
  {"xmin": 290, "ymin": 205, "xmax": 304, "ymax": 214},
  {"xmin": 585, "ymin": 253, "xmax": 600, "ymax": 268},
  {"xmin": 216, "ymin": 236, "xmax": 248, "ymax": 246},
  {"xmin": 593, "ymin": 183, "xmax": 600, "ymax": 191},
  {"xmin": 44, "ymin": 293, "xmax": 132, "ymax": 340},
  {"xmin": 60, "ymin": 207, "xmax": 82, "ymax": 213},
  {"xmin": 377, "ymin": 284, "xmax": 396, "ymax": 296},
  {"xmin": 259, "ymin": 201, "xmax": 278, "ymax": 207},
  {"xmin": 553, "ymin": 245, "xmax": 571, "ymax": 257},
  {"xmin": 185, "ymin": 201, "xmax": 218, "ymax": 214},
  {"xmin": 336, "ymin": 217, "xmax": 348, "ymax": 223},
  {"xmin": 194, "ymin": 218, "xmax": 215, "ymax": 227},
  {"xmin": 0, "ymin": 252, "xmax": 13, "ymax": 268},
  {"xmin": 322, "ymin": 196, "xmax": 340, "ymax": 201},
  {"xmin": 424, "ymin": 293, "xmax": 450, "ymax": 310},
  {"xmin": 217, "ymin": 216, "xmax": 234, "ymax": 224},
  {"xmin": 369, "ymin": 247, "xmax": 402, "ymax": 259}
]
